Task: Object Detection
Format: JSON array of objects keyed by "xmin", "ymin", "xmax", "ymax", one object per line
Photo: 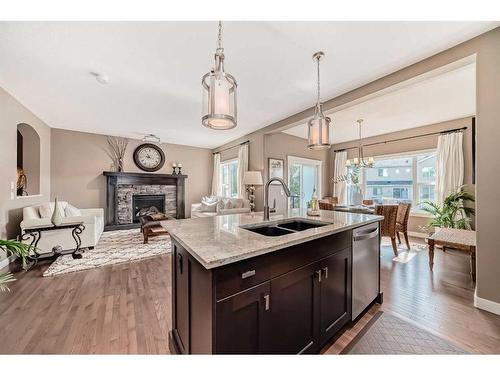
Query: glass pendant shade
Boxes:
[
  {"xmin": 202, "ymin": 22, "xmax": 237, "ymax": 130},
  {"xmin": 307, "ymin": 104, "xmax": 331, "ymax": 150},
  {"xmin": 307, "ymin": 51, "xmax": 331, "ymax": 150}
]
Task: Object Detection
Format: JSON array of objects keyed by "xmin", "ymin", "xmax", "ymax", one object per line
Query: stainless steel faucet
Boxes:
[{"xmin": 264, "ymin": 177, "xmax": 291, "ymax": 220}]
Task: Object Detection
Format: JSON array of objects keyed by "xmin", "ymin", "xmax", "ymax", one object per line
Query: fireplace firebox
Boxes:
[{"xmin": 132, "ymin": 194, "xmax": 166, "ymax": 223}]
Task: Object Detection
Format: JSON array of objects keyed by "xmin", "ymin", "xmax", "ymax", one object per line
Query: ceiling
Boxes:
[
  {"xmin": 0, "ymin": 22, "xmax": 496, "ymax": 149},
  {"xmin": 283, "ymin": 62, "xmax": 476, "ymax": 144}
]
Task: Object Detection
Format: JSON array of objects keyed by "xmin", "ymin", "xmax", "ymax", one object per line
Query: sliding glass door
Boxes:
[{"xmin": 288, "ymin": 156, "xmax": 322, "ymax": 210}]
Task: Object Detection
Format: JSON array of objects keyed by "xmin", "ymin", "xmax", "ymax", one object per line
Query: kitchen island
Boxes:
[{"xmin": 162, "ymin": 209, "xmax": 384, "ymax": 354}]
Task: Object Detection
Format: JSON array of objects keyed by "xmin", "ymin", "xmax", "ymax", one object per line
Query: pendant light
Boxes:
[
  {"xmin": 202, "ymin": 21, "xmax": 237, "ymax": 130},
  {"xmin": 307, "ymin": 51, "xmax": 331, "ymax": 150},
  {"xmin": 346, "ymin": 119, "xmax": 375, "ymax": 168}
]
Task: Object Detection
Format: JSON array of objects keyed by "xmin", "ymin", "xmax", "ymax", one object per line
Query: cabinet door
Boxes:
[
  {"xmin": 173, "ymin": 243, "xmax": 190, "ymax": 353},
  {"xmin": 268, "ymin": 262, "xmax": 320, "ymax": 354},
  {"xmin": 215, "ymin": 282, "xmax": 271, "ymax": 354},
  {"xmin": 318, "ymin": 248, "xmax": 351, "ymax": 344}
]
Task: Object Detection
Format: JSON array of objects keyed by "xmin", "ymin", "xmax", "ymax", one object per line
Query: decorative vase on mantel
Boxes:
[
  {"xmin": 51, "ymin": 197, "xmax": 63, "ymax": 227},
  {"xmin": 117, "ymin": 157, "xmax": 124, "ymax": 172}
]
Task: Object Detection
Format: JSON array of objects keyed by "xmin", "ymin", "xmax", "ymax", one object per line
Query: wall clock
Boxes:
[{"xmin": 133, "ymin": 143, "xmax": 165, "ymax": 172}]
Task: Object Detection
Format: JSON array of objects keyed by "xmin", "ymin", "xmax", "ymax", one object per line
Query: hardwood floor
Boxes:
[{"xmin": 1, "ymin": 238, "xmax": 499, "ymax": 354}]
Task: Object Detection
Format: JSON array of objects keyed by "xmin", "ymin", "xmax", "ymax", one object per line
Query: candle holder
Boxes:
[{"xmin": 177, "ymin": 166, "xmax": 182, "ymax": 175}]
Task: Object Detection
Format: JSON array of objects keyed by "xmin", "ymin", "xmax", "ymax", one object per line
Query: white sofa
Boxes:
[
  {"xmin": 191, "ymin": 196, "xmax": 251, "ymax": 218},
  {"xmin": 20, "ymin": 201, "xmax": 104, "ymax": 254}
]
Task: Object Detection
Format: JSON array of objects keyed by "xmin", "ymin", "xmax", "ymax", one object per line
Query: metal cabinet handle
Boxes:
[
  {"xmin": 315, "ymin": 269, "xmax": 322, "ymax": 283},
  {"xmin": 353, "ymin": 228, "xmax": 379, "ymax": 241},
  {"xmin": 322, "ymin": 267, "xmax": 328, "ymax": 279},
  {"xmin": 177, "ymin": 253, "xmax": 183, "ymax": 274},
  {"xmin": 264, "ymin": 294, "xmax": 270, "ymax": 311},
  {"xmin": 242, "ymin": 270, "xmax": 256, "ymax": 279}
]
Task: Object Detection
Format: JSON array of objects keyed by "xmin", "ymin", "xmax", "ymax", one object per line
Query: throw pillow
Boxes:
[
  {"xmin": 222, "ymin": 198, "xmax": 233, "ymax": 209},
  {"xmin": 231, "ymin": 199, "xmax": 244, "ymax": 209},
  {"xmin": 201, "ymin": 201, "xmax": 218, "ymax": 212},
  {"xmin": 65, "ymin": 204, "xmax": 82, "ymax": 217},
  {"xmin": 38, "ymin": 203, "xmax": 53, "ymax": 218},
  {"xmin": 202, "ymin": 195, "xmax": 218, "ymax": 205}
]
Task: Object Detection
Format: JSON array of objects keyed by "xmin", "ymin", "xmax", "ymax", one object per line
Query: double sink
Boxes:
[{"xmin": 241, "ymin": 218, "xmax": 329, "ymax": 237}]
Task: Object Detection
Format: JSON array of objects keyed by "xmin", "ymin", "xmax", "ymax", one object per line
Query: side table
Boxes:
[{"xmin": 20, "ymin": 221, "xmax": 86, "ymax": 261}]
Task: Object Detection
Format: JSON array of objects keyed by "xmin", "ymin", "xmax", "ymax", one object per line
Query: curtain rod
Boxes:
[
  {"xmin": 334, "ymin": 126, "xmax": 467, "ymax": 153},
  {"xmin": 213, "ymin": 140, "xmax": 250, "ymax": 155}
]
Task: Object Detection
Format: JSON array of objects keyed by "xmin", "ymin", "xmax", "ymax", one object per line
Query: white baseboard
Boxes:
[
  {"xmin": 408, "ymin": 231, "xmax": 428, "ymax": 239},
  {"xmin": 474, "ymin": 290, "xmax": 500, "ymax": 316}
]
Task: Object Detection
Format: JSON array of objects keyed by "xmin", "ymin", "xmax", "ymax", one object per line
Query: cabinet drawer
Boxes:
[
  {"xmin": 215, "ymin": 256, "xmax": 273, "ymax": 300},
  {"xmin": 268, "ymin": 230, "xmax": 351, "ymax": 277},
  {"xmin": 214, "ymin": 230, "xmax": 351, "ymax": 300}
]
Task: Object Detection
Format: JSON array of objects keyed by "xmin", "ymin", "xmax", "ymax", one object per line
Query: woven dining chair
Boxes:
[
  {"xmin": 374, "ymin": 204, "xmax": 399, "ymax": 256},
  {"xmin": 395, "ymin": 202, "xmax": 412, "ymax": 250},
  {"xmin": 319, "ymin": 196, "xmax": 338, "ymax": 211}
]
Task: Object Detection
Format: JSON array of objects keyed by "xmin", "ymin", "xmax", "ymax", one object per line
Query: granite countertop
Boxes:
[{"xmin": 161, "ymin": 209, "xmax": 383, "ymax": 270}]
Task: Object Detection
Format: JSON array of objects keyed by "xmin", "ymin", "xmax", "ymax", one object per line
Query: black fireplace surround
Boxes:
[{"xmin": 103, "ymin": 171, "xmax": 187, "ymax": 231}]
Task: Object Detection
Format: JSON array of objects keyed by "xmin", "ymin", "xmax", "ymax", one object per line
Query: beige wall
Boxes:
[
  {"xmin": 331, "ymin": 117, "xmax": 475, "ymax": 234},
  {"xmin": 0, "ymin": 87, "xmax": 51, "ymax": 242},
  {"xmin": 265, "ymin": 133, "xmax": 329, "ymax": 211},
  {"xmin": 50, "ymin": 129, "xmax": 212, "ymax": 218},
  {"xmin": 214, "ymin": 27, "xmax": 500, "ymax": 306},
  {"xmin": 217, "ymin": 132, "xmax": 329, "ymax": 211}
]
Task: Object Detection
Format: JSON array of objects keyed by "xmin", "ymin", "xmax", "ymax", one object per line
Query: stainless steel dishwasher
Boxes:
[{"xmin": 352, "ymin": 222, "xmax": 380, "ymax": 320}]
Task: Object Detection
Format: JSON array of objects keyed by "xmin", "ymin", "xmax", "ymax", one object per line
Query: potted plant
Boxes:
[
  {"xmin": 421, "ymin": 185, "xmax": 475, "ymax": 234},
  {"xmin": 0, "ymin": 239, "xmax": 34, "ymax": 292}
]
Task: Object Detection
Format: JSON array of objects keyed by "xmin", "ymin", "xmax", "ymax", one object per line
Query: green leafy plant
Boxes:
[
  {"xmin": 421, "ymin": 186, "xmax": 475, "ymax": 231},
  {"xmin": 0, "ymin": 239, "xmax": 34, "ymax": 292},
  {"xmin": 0, "ymin": 272, "xmax": 16, "ymax": 292}
]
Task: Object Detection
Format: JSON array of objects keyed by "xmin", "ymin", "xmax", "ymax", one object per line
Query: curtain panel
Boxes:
[
  {"xmin": 333, "ymin": 151, "xmax": 348, "ymax": 204},
  {"xmin": 211, "ymin": 153, "xmax": 221, "ymax": 196},
  {"xmin": 436, "ymin": 132, "xmax": 464, "ymax": 204},
  {"xmin": 237, "ymin": 143, "xmax": 249, "ymax": 199}
]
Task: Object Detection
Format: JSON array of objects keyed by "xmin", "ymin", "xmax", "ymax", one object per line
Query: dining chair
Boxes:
[
  {"xmin": 395, "ymin": 202, "xmax": 412, "ymax": 250},
  {"xmin": 322, "ymin": 196, "xmax": 338, "ymax": 205},
  {"xmin": 319, "ymin": 201, "xmax": 333, "ymax": 210},
  {"xmin": 362, "ymin": 199, "xmax": 374, "ymax": 206},
  {"xmin": 319, "ymin": 196, "xmax": 338, "ymax": 211},
  {"xmin": 374, "ymin": 204, "xmax": 399, "ymax": 256}
]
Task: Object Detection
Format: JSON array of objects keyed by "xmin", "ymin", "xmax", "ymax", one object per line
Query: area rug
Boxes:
[
  {"xmin": 43, "ymin": 229, "xmax": 171, "ymax": 277},
  {"xmin": 341, "ymin": 311, "xmax": 468, "ymax": 354}
]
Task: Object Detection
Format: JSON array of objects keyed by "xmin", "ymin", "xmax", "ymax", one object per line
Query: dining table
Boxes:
[{"xmin": 331, "ymin": 205, "xmax": 375, "ymax": 214}]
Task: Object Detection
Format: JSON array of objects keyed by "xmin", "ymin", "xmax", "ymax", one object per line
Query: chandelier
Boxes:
[
  {"xmin": 307, "ymin": 51, "xmax": 331, "ymax": 150},
  {"xmin": 346, "ymin": 119, "xmax": 374, "ymax": 168},
  {"xmin": 202, "ymin": 21, "xmax": 237, "ymax": 130}
]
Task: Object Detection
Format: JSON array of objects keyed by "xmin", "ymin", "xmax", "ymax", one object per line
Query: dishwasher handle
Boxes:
[{"xmin": 353, "ymin": 227, "xmax": 379, "ymax": 242}]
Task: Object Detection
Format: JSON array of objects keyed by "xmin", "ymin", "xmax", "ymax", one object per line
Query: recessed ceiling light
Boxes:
[{"xmin": 90, "ymin": 72, "xmax": 109, "ymax": 84}]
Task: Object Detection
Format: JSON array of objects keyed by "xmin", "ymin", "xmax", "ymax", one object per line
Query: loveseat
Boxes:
[{"xmin": 191, "ymin": 196, "xmax": 251, "ymax": 218}]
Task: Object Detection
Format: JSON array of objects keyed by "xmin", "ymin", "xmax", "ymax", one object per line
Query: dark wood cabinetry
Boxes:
[
  {"xmin": 318, "ymin": 248, "xmax": 351, "ymax": 346},
  {"xmin": 216, "ymin": 282, "xmax": 271, "ymax": 354},
  {"xmin": 268, "ymin": 262, "xmax": 319, "ymax": 354},
  {"xmin": 170, "ymin": 229, "xmax": 374, "ymax": 354}
]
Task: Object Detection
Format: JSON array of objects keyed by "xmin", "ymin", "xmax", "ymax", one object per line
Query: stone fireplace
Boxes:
[{"xmin": 103, "ymin": 171, "xmax": 187, "ymax": 231}]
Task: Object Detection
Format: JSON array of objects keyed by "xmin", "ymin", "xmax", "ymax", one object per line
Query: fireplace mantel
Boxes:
[{"xmin": 103, "ymin": 171, "xmax": 187, "ymax": 231}]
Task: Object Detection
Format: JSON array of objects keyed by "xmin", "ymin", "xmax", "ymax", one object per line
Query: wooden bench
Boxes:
[{"xmin": 427, "ymin": 228, "xmax": 476, "ymax": 281}]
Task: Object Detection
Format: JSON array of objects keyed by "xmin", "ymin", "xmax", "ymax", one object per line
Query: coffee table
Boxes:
[
  {"xmin": 20, "ymin": 221, "xmax": 86, "ymax": 261},
  {"xmin": 427, "ymin": 228, "xmax": 476, "ymax": 281}
]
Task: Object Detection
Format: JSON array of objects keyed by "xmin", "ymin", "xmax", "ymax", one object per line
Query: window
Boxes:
[
  {"xmin": 347, "ymin": 150, "xmax": 436, "ymax": 211},
  {"xmin": 378, "ymin": 168, "xmax": 388, "ymax": 177},
  {"xmin": 219, "ymin": 159, "xmax": 239, "ymax": 198}
]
